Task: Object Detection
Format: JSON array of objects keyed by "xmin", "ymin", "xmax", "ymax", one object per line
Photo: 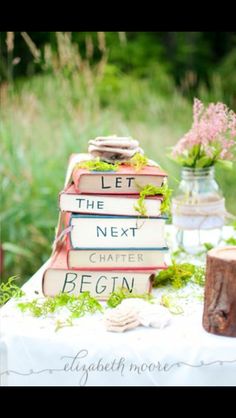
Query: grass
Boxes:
[{"xmin": 1, "ymin": 67, "xmax": 236, "ymax": 284}]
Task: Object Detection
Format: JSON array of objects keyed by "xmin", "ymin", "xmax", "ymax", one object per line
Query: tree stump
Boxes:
[{"xmin": 203, "ymin": 246, "xmax": 236, "ymax": 337}]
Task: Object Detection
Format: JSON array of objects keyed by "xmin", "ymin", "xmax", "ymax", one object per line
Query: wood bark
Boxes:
[{"xmin": 203, "ymin": 246, "xmax": 236, "ymax": 337}]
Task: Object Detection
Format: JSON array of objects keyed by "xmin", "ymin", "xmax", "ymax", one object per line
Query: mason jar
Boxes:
[{"xmin": 172, "ymin": 167, "xmax": 225, "ymax": 253}]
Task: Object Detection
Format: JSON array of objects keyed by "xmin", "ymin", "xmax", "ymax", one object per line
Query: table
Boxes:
[{"xmin": 1, "ymin": 226, "xmax": 236, "ymax": 386}]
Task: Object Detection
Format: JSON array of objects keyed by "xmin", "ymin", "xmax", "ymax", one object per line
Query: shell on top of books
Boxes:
[{"xmin": 88, "ymin": 135, "xmax": 144, "ymax": 163}]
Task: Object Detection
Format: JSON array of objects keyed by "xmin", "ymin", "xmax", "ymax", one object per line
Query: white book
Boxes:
[
  {"xmin": 43, "ymin": 269, "xmax": 154, "ymax": 300},
  {"xmin": 42, "ymin": 246, "xmax": 154, "ymax": 300},
  {"xmin": 67, "ymin": 214, "xmax": 167, "ymax": 249},
  {"xmin": 60, "ymin": 185, "xmax": 163, "ymax": 217},
  {"xmin": 68, "ymin": 248, "xmax": 168, "ymax": 269}
]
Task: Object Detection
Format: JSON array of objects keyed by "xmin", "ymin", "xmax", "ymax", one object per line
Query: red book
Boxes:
[
  {"xmin": 72, "ymin": 164, "xmax": 167, "ymax": 194},
  {"xmin": 42, "ymin": 245, "xmax": 155, "ymax": 300}
]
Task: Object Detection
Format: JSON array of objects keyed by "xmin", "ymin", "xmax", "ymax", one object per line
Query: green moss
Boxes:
[
  {"xmin": 76, "ymin": 159, "xmax": 119, "ymax": 172},
  {"xmin": 0, "ymin": 276, "xmax": 25, "ymax": 306},
  {"xmin": 106, "ymin": 287, "xmax": 153, "ymax": 308},
  {"xmin": 55, "ymin": 318, "xmax": 73, "ymax": 332},
  {"xmin": 76, "ymin": 153, "xmax": 149, "ymax": 173},
  {"xmin": 192, "ymin": 266, "xmax": 206, "ymax": 286},
  {"xmin": 161, "ymin": 294, "xmax": 184, "ymax": 315},
  {"xmin": 126, "ymin": 153, "xmax": 149, "ymax": 171},
  {"xmin": 154, "ymin": 261, "xmax": 205, "ymax": 289},
  {"xmin": 18, "ymin": 292, "xmax": 103, "ymax": 326},
  {"xmin": 134, "ymin": 182, "xmax": 172, "ymax": 216}
]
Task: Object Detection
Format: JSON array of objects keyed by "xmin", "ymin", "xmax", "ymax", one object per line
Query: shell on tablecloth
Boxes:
[
  {"xmin": 88, "ymin": 135, "xmax": 144, "ymax": 163},
  {"xmin": 105, "ymin": 299, "xmax": 171, "ymax": 332},
  {"xmin": 105, "ymin": 304, "xmax": 140, "ymax": 332},
  {"xmin": 119, "ymin": 299, "xmax": 172, "ymax": 329}
]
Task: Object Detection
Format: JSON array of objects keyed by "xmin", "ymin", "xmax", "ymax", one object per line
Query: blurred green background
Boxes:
[{"xmin": 1, "ymin": 32, "xmax": 236, "ymax": 284}]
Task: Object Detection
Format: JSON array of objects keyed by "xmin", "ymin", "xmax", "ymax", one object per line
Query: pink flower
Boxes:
[{"xmin": 172, "ymin": 98, "xmax": 236, "ymax": 167}]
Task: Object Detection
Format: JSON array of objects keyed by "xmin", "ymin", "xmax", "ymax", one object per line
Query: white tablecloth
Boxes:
[{"xmin": 1, "ymin": 226, "xmax": 236, "ymax": 386}]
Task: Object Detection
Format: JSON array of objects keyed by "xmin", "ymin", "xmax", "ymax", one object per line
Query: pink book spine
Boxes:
[{"xmin": 72, "ymin": 165, "xmax": 167, "ymax": 194}]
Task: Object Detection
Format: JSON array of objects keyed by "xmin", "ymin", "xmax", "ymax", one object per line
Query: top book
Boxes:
[{"xmin": 72, "ymin": 160, "xmax": 167, "ymax": 195}]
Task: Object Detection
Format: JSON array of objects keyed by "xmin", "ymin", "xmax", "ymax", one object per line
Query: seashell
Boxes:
[
  {"xmin": 119, "ymin": 299, "xmax": 172, "ymax": 329},
  {"xmin": 106, "ymin": 319, "xmax": 140, "ymax": 333},
  {"xmin": 89, "ymin": 137, "xmax": 140, "ymax": 149},
  {"xmin": 105, "ymin": 305, "xmax": 140, "ymax": 332},
  {"xmin": 88, "ymin": 135, "xmax": 144, "ymax": 163},
  {"xmin": 138, "ymin": 304, "xmax": 171, "ymax": 329}
]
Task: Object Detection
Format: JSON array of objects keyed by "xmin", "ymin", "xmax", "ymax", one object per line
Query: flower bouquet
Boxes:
[
  {"xmin": 172, "ymin": 98, "xmax": 236, "ymax": 169},
  {"xmin": 171, "ymin": 98, "xmax": 236, "ymax": 252}
]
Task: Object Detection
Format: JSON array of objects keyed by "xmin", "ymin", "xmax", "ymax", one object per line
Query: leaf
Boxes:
[
  {"xmin": 195, "ymin": 156, "xmax": 213, "ymax": 168},
  {"xmin": 217, "ymin": 159, "xmax": 233, "ymax": 169},
  {"xmin": 226, "ymin": 237, "xmax": 236, "ymax": 245},
  {"xmin": 190, "ymin": 144, "xmax": 201, "ymax": 161},
  {"xmin": 2, "ymin": 242, "xmax": 33, "ymax": 258},
  {"xmin": 203, "ymin": 242, "xmax": 214, "ymax": 251}
]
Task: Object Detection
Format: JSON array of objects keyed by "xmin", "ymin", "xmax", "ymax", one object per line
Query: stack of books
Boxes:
[{"xmin": 42, "ymin": 155, "xmax": 169, "ymax": 299}]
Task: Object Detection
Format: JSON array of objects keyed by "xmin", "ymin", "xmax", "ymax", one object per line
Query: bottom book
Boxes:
[{"xmin": 42, "ymin": 246, "xmax": 157, "ymax": 299}]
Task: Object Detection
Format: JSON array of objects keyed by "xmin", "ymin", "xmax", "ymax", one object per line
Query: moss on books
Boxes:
[
  {"xmin": 76, "ymin": 153, "xmax": 149, "ymax": 173},
  {"xmin": 134, "ymin": 183, "xmax": 172, "ymax": 216}
]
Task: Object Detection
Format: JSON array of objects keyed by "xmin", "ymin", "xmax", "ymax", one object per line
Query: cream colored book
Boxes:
[
  {"xmin": 42, "ymin": 246, "xmax": 156, "ymax": 300},
  {"xmin": 68, "ymin": 248, "xmax": 168, "ymax": 269},
  {"xmin": 59, "ymin": 185, "xmax": 163, "ymax": 217},
  {"xmin": 66, "ymin": 214, "xmax": 167, "ymax": 249}
]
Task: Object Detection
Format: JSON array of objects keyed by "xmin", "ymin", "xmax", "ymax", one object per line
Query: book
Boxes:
[
  {"xmin": 67, "ymin": 248, "xmax": 168, "ymax": 270},
  {"xmin": 66, "ymin": 214, "xmax": 167, "ymax": 249},
  {"xmin": 59, "ymin": 184, "xmax": 163, "ymax": 217},
  {"xmin": 72, "ymin": 164, "xmax": 167, "ymax": 194},
  {"xmin": 42, "ymin": 246, "xmax": 155, "ymax": 299}
]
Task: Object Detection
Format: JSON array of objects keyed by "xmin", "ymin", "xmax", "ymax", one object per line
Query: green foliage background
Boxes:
[{"xmin": 1, "ymin": 32, "xmax": 236, "ymax": 284}]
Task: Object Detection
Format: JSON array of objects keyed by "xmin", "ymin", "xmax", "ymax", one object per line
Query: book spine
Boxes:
[
  {"xmin": 68, "ymin": 214, "xmax": 167, "ymax": 249},
  {"xmin": 73, "ymin": 171, "xmax": 167, "ymax": 194},
  {"xmin": 59, "ymin": 193, "xmax": 163, "ymax": 217},
  {"xmin": 42, "ymin": 269, "xmax": 155, "ymax": 300},
  {"xmin": 67, "ymin": 247, "xmax": 168, "ymax": 270}
]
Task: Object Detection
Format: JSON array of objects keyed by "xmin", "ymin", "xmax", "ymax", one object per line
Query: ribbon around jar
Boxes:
[{"xmin": 172, "ymin": 197, "xmax": 227, "ymax": 230}]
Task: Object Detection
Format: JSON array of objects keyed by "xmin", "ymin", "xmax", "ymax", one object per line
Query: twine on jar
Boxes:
[
  {"xmin": 172, "ymin": 197, "xmax": 235, "ymax": 218},
  {"xmin": 172, "ymin": 197, "xmax": 235, "ymax": 230}
]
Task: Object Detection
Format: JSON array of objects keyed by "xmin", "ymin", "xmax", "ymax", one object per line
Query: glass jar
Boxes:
[{"xmin": 172, "ymin": 167, "xmax": 225, "ymax": 253}]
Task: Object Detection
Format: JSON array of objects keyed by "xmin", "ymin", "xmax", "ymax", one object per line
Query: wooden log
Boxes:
[{"xmin": 203, "ymin": 246, "xmax": 236, "ymax": 337}]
